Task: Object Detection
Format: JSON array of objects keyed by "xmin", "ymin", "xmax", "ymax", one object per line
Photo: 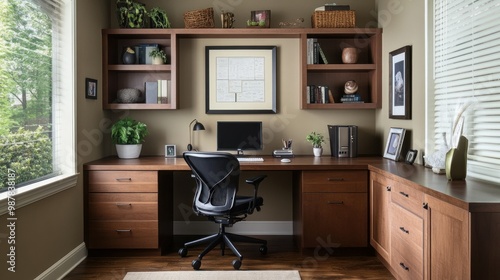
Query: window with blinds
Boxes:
[
  {"xmin": 0, "ymin": 0, "xmax": 75, "ymax": 193},
  {"xmin": 433, "ymin": 0, "xmax": 500, "ymax": 183}
]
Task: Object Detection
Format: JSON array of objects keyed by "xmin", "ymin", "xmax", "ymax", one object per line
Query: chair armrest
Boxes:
[{"xmin": 245, "ymin": 175, "xmax": 267, "ymax": 213}]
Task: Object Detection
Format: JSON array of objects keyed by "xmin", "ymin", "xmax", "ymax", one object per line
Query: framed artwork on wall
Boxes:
[
  {"xmin": 389, "ymin": 45, "xmax": 412, "ymax": 119},
  {"xmin": 85, "ymin": 78, "xmax": 98, "ymax": 99},
  {"xmin": 205, "ymin": 46, "xmax": 277, "ymax": 114}
]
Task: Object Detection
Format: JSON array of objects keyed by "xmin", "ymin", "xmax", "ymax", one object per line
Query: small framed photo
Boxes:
[
  {"xmin": 85, "ymin": 78, "xmax": 97, "ymax": 99},
  {"xmin": 384, "ymin": 127, "xmax": 406, "ymax": 161},
  {"xmin": 249, "ymin": 10, "xmax": 271, "ymax": 28},
  {"xmin": 165, "ymin": 145, "xmax": 176, "ymax": 158},
  {"xmin": 405, "ymin": 149, "xmax": 418, "ymax": 165}
]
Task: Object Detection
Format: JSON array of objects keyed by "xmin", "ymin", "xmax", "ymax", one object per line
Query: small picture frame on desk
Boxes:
[
  {"xmin": 165, "ymin": 145, "xmax": 176, "ymax": 158},
  {"xmin": 383, "ymin": 127, "xmax": 406, "ymax": 161},
  {"xmin": 405, "ymin": 149, "xmax": 418, "ymax": 165}
]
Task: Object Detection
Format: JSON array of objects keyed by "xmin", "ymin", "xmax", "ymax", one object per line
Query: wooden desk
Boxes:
[{"xmin": 84, "ymin": 156, "xmax": 500, "ymax": 278}]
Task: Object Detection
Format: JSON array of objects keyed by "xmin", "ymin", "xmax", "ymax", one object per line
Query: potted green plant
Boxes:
[
  {"xmin": 306, "ymin": 132, "xmax": 325, "ymax": 156},
  {"xmin": 149, "ymin": 48, "xmax": 167, "ymax": 64},
  {"xmin": 116, "ymin": 0, "xmax": 148, "ymax": 28},
  {"xmin": 149, "ymin": 7, "xmax": 171, "ymax": 28},
  {"xmin": 111, "ymin": 117, "xmax": 148, "ymax": 159}
]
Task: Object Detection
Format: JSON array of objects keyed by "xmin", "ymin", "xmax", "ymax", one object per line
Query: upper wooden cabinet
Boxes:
[
  {"xmin": 101, "ymin": 28, "xmax": 382, "ymax": 110},
  {"xmin": 102, "ymin": 29, "xmax": 177, "ymax": 110}
]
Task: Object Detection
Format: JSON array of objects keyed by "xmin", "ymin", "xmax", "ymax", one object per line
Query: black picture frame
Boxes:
[
  {"xmin": 85, "ymin": 78, "xmax": 98, "ymax": 99},
  {"xmin": 165, "ymin": 144, "xmax": 176, "ymax": 158},
  {"xmin": 205, "ymin": 46, "xmax": 277, "ymax": 114},
  {"xmin": 389, "ymin": 46, "xmax": 411, "ymax": 119},
  {"xmin": 405, "ymin": 149, "xmax": 418, "ymax": 165}
]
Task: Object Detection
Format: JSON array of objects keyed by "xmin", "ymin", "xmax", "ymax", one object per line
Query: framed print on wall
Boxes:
[
  {"xmin": 205, "ymin": 46, "xmax": 277, "ymax": 114},
  {"xmin": 85, "ymin": 78, "xmax": 98, "ymax": 99},
  {"xmin": 384, "ymin": 127, "xmax": 406, "ymax": 161},
  {"xmin": 389, "ymin": 45, "xmax": 411, "ymax": 119}
]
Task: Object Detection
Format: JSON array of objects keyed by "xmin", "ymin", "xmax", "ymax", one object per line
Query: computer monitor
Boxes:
[{"xmin": 217, "ymin": 121, "xmax": 263, "ymax": 153}]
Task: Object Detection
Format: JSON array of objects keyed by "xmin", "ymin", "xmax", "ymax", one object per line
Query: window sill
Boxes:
[{"xmin": 0, "ymin": 174, "xmax": 78, "ymax": 216}]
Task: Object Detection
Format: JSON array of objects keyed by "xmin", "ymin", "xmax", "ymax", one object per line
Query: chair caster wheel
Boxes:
[
  {"xmin": 260, "ymin": 245, "xmax": 268, "ymax": 255},
  {"xmin": 192, "ymin": 259, "xmax": 201, "ymax": 270},
  {"xmin": 232, "ymin": 259, "xmax": 242, "ymax": 270},
  {"xmin": 178, "ymin": 247, "xmax": 188, "ymax": 257}
]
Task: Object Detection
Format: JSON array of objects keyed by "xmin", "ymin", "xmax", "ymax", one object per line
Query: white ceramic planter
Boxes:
[
  {"xmin": 116, "ymin": 144, "xmax": 142, "ymax": 159},
  {"xmin": 313, "ymin": 147, "xmax": 323, "ymax": 157},
  {"xmin": 152, "ymin": 57, "xmax": 164, "ymax": 65}
]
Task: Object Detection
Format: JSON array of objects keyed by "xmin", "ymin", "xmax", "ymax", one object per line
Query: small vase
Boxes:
[
  {"xmin": 152, "ymin": 57, "xmax": 164, "ymax": 65},
  {"xmin": 313, "ymin": 147, "xmax": 323, "ymax": 157},
  {"xmin": 342, "ymin": 47, "xmax": 358, "ymax": 64},
  {"xmin": 445, "ymin": 136, "xmax": 468, "ymax": 180},
  {"xmin": 122, "ymin": 49, "xmax": 135, "ymax": 64}
]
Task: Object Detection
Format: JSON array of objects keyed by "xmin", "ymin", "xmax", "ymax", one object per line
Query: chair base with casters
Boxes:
[
  {"xmin": 180, "ymin": 152, "xmax": 268, "ymax": 270},
  {"xmin": 178, "ymin": 222, "xmax": 268, "ymax": 270}
]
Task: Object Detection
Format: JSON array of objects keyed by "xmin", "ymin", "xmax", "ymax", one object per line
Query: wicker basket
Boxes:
[
  {"xmin": 184, "ymin": 7, "xmax": 215, "ymax": 28},
  {"xmin": 311, "ymin": 10, "xmax": 356, "ymax": 28}
]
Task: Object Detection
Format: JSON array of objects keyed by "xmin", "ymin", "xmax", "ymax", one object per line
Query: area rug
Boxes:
[{"xmin": 123, "ymin": 270, "xmax": 301, "ymax": 280}]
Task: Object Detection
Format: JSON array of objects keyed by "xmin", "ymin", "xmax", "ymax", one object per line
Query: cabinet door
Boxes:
[
  {"xmin": 302, "ymin": 192, "xmax": 367, "ymax": 247},
  {"xmin": 424, "ymin": 195, "xmax": 469, "ymax": 279},
  {"xmin": 370, "ymin": 172, "xmax": 392, "ymax": 263}
]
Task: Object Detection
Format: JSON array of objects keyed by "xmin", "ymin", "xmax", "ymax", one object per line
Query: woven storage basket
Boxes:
[
  {"xmin": 311, "ymin": 10, "xmax": 355, "ymax": 28},
  {"xmin": 184, "ymin": 7, "xmax": 215, "ymax": 28}
]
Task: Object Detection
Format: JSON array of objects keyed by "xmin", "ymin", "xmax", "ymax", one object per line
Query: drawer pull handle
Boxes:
[
  {"xmin": 327, "ymin": 178, "xmax": 344, "ymax": 182},
  {"xmin": 386, "ymin": 186, "xmax": 392, "ymax": 192},
  {"xmin": 115, "ymin": 229, "xmax": 132, "ymax": 233},
  {"xmin": 116, "ymin": 203, "xmax": 132, "ymax": 207},
  {"xmin": 327, "ymin": 201, "xmax": 344, "ymax": 205},
  {"xmin": 399, "ymin": 262, "xmax": 409, "ymax": 271},
  {"xmin": 399, "ymin": 226, "xmax": 409, "ymax": 234},
  {"xmin": 399, "ymin": 191, "xmax": 409, "ymax": 198},
  {"xmin": 116, "ymin": 178, "xmax": 132, "ymax": 182}
]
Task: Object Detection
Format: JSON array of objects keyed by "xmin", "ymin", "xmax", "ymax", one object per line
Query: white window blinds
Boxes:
[{"xmin": 433, "ymin": 0, "xmax": 500, "ymax": 183}]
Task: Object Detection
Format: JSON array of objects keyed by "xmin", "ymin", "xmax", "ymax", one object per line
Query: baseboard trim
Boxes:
[
  {"xmin": 35, "ymin": 242, "xmax": 87, "ymax": 280},
  {"xmin": 174, "ymin": 221, "xmax": 293, "ymax": 235}
]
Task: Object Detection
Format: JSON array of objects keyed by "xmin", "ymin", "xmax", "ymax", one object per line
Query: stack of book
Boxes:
[
  {"xmin": 145, "ymin": 80, "xmax": 170, "ymax": 104},
  {"xmin": 307, "ymin": 85, "xmax": 334, "ymax": 104},
  {"xmin": 306, "ymin": 38, "xmax": 328, "ymax": 64},
  {"xmin": 340, "ymin": 94, "xmax": 363, "ymax": 103},
  {"xmin": 132, "ymin": 43, "xmax": 160, "ymax": 64}
]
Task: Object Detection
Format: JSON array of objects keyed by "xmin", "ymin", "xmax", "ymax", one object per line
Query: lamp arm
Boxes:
[{"xmin": 187, "ymin": 119, "xmax": 197, "ymax": 151}]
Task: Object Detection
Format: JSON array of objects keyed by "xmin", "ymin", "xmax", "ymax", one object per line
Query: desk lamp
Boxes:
[{"xmin": 187, "ymin": 119, "xmax": 205, "ymax": 151}]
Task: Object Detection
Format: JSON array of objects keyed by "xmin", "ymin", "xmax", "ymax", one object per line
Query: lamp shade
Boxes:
[{"xmin": 188, "ymin": 119, "xmax": 206, "ymax": 151}]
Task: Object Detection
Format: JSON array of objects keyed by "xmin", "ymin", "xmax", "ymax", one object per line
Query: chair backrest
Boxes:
[{"xmin": 183, "ymin": 152, "xmax": 241, "ymax": 215}]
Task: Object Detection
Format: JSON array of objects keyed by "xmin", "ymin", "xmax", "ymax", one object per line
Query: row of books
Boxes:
[
  {"xmin": 306, "ymin": 85, "xmax": 334, "ymax": 104},
  {"xmin": 145, "ymin": 80, "xmax": 170, "ymax": 104},
  {"xmin": 126, "ymin": 43, "xmax": 162, "ymax": 65},
  {"xmin": 306, "ymin": 38, "xmax": 329, "ymax": 64}
]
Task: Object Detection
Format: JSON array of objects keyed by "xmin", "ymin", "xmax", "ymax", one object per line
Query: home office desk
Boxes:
[
  {"xmin": 84, "ymin": 155, "xmax": 500, "ymax": 278},
  {"xmin": 83, "ymin": 155, "xmax": 384, "ymax": 253}
]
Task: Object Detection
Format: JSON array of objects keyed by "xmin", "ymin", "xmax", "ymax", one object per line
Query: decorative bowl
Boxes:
[{"xmin": 117, "ymin": 88, "xmax": 142, "ymax": 103}]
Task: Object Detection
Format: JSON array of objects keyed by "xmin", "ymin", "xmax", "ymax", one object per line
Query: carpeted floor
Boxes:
[{"xmin": 123, "ymin": 270, "xmax": 301, "ymax": 280}]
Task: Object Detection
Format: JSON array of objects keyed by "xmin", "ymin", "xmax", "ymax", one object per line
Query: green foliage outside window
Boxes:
[{"xmin": 0, "ymin": 0, "xmax": 54, "ymax": 191}]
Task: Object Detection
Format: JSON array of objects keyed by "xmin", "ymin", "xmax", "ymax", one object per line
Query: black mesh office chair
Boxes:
[{"xmin": 179, "ymin": 152, "xmax": 268, "ymax": 270}]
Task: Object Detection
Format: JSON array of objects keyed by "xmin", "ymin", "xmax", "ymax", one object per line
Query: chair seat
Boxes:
[{"xmin": 197, "ymin": 196, "xmax": 263, "ymax": 217}]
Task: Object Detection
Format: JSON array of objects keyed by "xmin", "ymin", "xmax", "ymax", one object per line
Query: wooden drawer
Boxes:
[
  {"xmin": 391, "ymin": 243, "xmax": 423, "ymax": 280},
  {"xmin": 88, "ymin": 220, "xmax": 158, "ymax": 249},
  {"xmin": 88, "ymin": 171, "xmax": 157, "ymax": 193},
  {"xmin": 88, "ymin": 193, "xmax": 158, "ymax": 220},
  {"xmin": 391, "ymin": 203, "xmax": 424, "ymax": 252},
  {"xmin": 302, "ymin": 170, "xmax": 367, "ymax": 193},
  {"xmin": 302, "ymin": 192, "xmax": 368, "ymax": 247},
  {"xmin": 391, "ymin": 181, "xmax": 424, "ymax": 217}
]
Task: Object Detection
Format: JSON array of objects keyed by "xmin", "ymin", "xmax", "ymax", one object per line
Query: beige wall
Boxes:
[{"xmin": 375, "ymin": 0, "xmax": 426, "ymax": 163}]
